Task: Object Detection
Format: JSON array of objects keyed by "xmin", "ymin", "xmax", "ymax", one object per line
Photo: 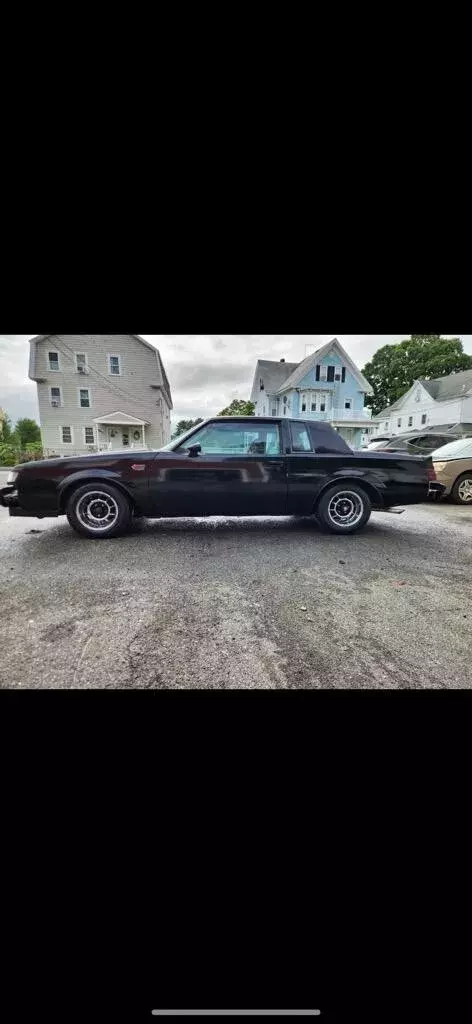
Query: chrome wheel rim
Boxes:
[
  {"xmin": 76, "ymin": 491, "xmax": 119, "ymax": 532},
  {"xmin": 327, "ymin": 490, "xmax": 364, "ymax": 528},
  {"xmin": 458, "ymin": 478, "xmax": 472, "ymax": 503}
]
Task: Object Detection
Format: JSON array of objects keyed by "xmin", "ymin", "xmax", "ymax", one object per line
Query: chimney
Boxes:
[{"xmin": 280, "ymin": 358, "xmax": 285, "ymax": 363}]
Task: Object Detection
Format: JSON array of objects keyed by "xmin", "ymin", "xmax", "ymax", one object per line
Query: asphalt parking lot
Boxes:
[{"xmin": 1, "ymin": 472, "xmax": 471, "ymax": 688}]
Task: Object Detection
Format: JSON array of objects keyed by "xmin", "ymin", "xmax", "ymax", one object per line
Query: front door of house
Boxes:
[{"xmin": 108, "ymin": 427, "xmax": 130, "ymax": 449}]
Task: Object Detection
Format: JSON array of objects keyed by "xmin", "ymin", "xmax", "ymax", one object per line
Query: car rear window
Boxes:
[{"xmin": 307, "ymin": 422, "xmax": 352, "ymax": 454}]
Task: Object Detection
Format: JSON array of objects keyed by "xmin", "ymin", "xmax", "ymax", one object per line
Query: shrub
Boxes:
[
  {"xmin": 0, "ymin": 442, "xmax": 44, "ymax": 466},
  {"xmin": 0, "ymin": 444, "xmax": 19, "ymax": 466}
]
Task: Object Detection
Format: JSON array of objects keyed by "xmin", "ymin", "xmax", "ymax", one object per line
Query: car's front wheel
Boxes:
[
  {"xmin": 451, "ymin": 473, "xmax": 472, "ymax": 505},
  {"xmin": 66, "ymin": 483, "xmax": 132, "ymax": 539},
  {"xmin": 315, "ymin": 483, "xmax": 372, "ymax": 534}
]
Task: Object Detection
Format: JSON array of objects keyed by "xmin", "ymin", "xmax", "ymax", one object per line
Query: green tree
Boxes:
[
  {"xmin": 218, "ymin": 399, "xmax": 255, "ymax": 417},
  {"xmin": 172, "ymin": 418, "xmax": 204, "ymax": 439},
  {"xmin": 362, "ymin": 335, "xmax": 472, "ymax": 416},
  {"xmin": 14, "ymin": 418, "xmax": 41, "ymax": 449},
  {"xmin": 1, "ymin": 413, "xmax": 14, "ymax": 443}
]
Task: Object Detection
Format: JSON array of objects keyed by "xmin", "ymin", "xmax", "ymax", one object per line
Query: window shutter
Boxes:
[
  {"xmin": 342, "ymin": 367, "xmax": 346, "ymax": 382},
  {"xmin": 315, "ymin": 365, "xmax": 320, "ymax": 381}
]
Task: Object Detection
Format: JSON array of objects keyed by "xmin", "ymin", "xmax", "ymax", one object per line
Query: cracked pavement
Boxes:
[{"xmin": 1, "ymin": 479, "xmax": 471, "ymax": 688}]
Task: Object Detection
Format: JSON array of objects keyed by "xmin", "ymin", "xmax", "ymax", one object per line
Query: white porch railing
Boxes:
[
  {"xmin": 299, "ymin": 409, "xmax": 371, "ymax": 423},
  {"xmin": 331, "ymin": 408, "xmax": 372, "ymax": 421}
]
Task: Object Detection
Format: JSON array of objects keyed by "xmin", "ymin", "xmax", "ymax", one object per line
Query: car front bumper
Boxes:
[
  {"xmin": 0, "ymin": 485, "xmax": 18, "ymax": 508},
  {"xmin": 0, "ymin": 486, "xmax": 32, "ymax": 516}
]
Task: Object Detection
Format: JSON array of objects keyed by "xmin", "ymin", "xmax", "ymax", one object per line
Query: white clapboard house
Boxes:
[{"xmin": 29, "ymin": 334, "xmax": 172, "ymax": 456}]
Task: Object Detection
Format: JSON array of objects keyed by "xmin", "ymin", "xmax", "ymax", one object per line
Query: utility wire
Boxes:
[{"xmin": 48, "ymin": 334, "xmax": 166, "ymax": 411}]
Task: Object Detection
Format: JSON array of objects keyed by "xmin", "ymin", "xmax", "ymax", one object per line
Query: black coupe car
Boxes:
[{"xmin": 0, "ymin": 417, "xmax": 441, "ymax": 539}]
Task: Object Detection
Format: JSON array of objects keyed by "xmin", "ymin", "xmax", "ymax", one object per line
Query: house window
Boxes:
[
  {"xmin": 327, "ymin": 365, "xmax": 335, "ymax": 383},
  {"xmin": 320, "ymin": 365, "xmax": 328, "ymax": 381},
  {"xmin": 415, "ymin": 389, "xmax": 421, "ymax": 402},
  {"xmin": 271, "ymin": 407, "xmax": 277, "ymax": 416},
  {"xmin": 345, "ymin": 399, "xmax": 352, "ymax": 410},
  {"xmin": 408, "ymin": 416, "xmax": 413, "ymax": 427},
  {"xmin": 84, "ymin": 427, "xmax": 95, "ymax": 445},
  {"xmin": 397, "ymin": 418, "xmax": 402, "ymax": 428},
  {"xmin": 311, "ymin": 402, "xmax": 316, "ymax": 412},
  {"xmin": 108, "ymin": 354, "xmax": 121, "ymax": 376},
  {"xmin": 320, "ymin": 400, "xmax": 326, "ymax": 412},
  {"xmin": 342, "ymin": 367, "xmax": 346, "ymax": 383},
  {"xmin": 48, "ymin": 351, "xmax": 60, "ymax": 372},
  {"xmin": 76, "ymin": 352, "xmax": 88, "ymax": 374},
  {"xmin": 79, "ymin": 388, "xmax": 91, "ymax": 408},
  {"xmin": 421, "ymin": 413, "xmax": 427, "ymax": 424},
  {"xmin": 61, "ymin": 426, "xmax": 72, "ymax": 444},
  {"xmin": 50, "ymin": 387, "xmax": 62, "ymax": 407},
  {"xmin": 385, "ymin": 422, "xmax": 389, "ymax": 430}
]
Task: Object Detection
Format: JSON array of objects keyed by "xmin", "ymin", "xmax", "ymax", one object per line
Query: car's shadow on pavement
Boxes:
[
  {"xmin": 12, "ymin": 514, "xmax": 419, "ymax": 559},
  {"xmin": 128, "ymin": 515, "xmax": 397, "ymax": 537}
]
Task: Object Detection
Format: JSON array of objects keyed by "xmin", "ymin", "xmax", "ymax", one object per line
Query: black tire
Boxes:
[
  {"xmin": 315, "ymin": 482, "xmax": 372, "ymax": 534},
  {"xmin": 451, "ymin": 473, "xmax": 472, "ymax": 506},
  {"xmin": 66, "ymin": 483, "xmax": 132, "ymax": 539}
]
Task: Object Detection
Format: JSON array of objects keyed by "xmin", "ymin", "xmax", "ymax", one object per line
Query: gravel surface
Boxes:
[{"xmin": 1, "ymin": 488, "xmax": 471, "ymax": 688}]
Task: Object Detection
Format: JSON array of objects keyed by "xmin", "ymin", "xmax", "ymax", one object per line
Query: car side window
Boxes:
[
  {"xmin": 290, "ymin": 423, "xmax": 312, "ymax": 452},
  {"xmin": 178, "ymin": 422, "xmax": 281, "ymax": 456}
]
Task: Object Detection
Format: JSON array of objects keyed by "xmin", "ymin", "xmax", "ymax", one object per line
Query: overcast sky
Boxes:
[{"xmin": 1, "ymin": 334, "xmax": 471, "ymax": 426}]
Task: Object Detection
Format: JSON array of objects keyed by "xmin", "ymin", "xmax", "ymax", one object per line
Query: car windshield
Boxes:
[
  {"xmin": 432, "ymin": 438, "xmax": 472, "ymax": 460},
  {"xmin": 159, "ymin": 424, "xmax": 208, "ymax": 452},
  {"xmin": 366, "ymin": 439, "xmax": 392, "ymax": 449}
]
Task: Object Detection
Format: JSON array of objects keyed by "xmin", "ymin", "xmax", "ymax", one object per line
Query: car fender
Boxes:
[
  {"xmin": 58, "ymin": 469, "xmax": 138, "ymax": 512},
  {"xmin": 314, "ymin": 471, "xmax": 384, "ymax": 509}
]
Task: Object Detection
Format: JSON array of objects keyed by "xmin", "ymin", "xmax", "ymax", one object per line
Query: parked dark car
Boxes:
[
  {"xmin": 364, "ymin": 430, "xmax": 461, "ymax": 456},
  {"xmin": 0, "ymin": 417, "xmax": 442, "ymax": 539}
]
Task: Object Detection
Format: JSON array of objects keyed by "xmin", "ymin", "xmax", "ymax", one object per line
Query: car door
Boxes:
[
  {"xmin": 285, "ymin": 420, "xmax": 356, "ymax": 514},
  {"xmin": 149, "ymin": 419, "xmax": 288, "ymax": 517}
]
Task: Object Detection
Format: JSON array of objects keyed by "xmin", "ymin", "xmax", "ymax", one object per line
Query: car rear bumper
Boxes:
[{"xmin": 428, "ymin": 482, "xmax": 446, "ymax": 500}]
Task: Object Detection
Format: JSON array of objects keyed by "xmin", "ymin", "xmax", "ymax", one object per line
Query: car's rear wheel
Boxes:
[
  {"xmin": 451, "ymin": 473, "xmax": 472, "ymax": 505},
  {"xmin": 66, "ymin": 483, "xmax": 132, "ymax": 539},
  {"xmin": 315, "ymin": 483, "xmax": 372, "ymax": 534}
]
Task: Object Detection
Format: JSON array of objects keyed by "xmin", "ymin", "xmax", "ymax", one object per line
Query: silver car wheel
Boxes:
[
  {"xmin": 76, "ymin": 491, "xmax": 120, "ymax": 532},
  {"xmin": 457, "ymin": 478, "xmax": 472, "ymax": 503},
  {"xmin": 327, "ymin": 490, "xmax": 364, "ymax": 528}
]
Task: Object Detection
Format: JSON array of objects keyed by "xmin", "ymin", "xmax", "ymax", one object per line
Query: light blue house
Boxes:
[{"xmin": 250, "ymin": 338, "xmax": 374, "ymax": 447}]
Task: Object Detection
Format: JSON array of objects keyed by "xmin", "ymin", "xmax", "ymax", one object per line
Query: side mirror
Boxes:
[{"xmin": 187, "ymin": 443, "xmax": 202, "ymax": 458}]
